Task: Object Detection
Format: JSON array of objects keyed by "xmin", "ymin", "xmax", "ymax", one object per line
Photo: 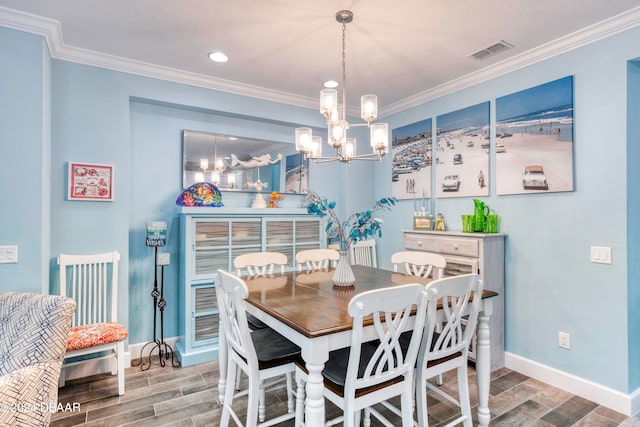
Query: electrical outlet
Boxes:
[
  {"xmin": 558, "ymin": 331, "xmax": 570, "ymax": 349},
  {"xmin": 157, "ymin": 252, "xmax": 170, "ymax": 266}
]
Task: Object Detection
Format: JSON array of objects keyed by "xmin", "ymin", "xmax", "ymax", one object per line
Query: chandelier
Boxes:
[
  {"xmin": 295, "ymin": 10, "xmax": 389, "ymax": 164},
  {"xmin": 197, "ymin": 141, "xmax": 235, "ymax": 188}
]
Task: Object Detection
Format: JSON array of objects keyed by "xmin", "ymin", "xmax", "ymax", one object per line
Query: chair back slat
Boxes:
[
  {"xmin": 234, "ymin": 252, "xmax": 287, "ymax": 277},
  {"xmin": 58, "ymin": 252, "xmax": 120, "ymax": 327},
  {"xmin": 349, "ymin": 239, "xmax": 377, "ymax": 268},
  {"xmin": 345, "ymin": 283, "xmax": 428, "ymax": 394},
  {"xmin": 295, "ymin": 248, "xmax": 340, "ymax": 271},
  {"xmin": 391, "ymin": 251, "xmax": 446, "ymax": 279},
  {"xmin": 420, "ymin": 274, "xmax": 483, "ymax": 363}
]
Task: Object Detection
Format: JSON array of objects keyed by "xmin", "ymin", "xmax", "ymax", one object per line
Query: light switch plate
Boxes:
[
  {"xmin": 590, "ymin": 246, "xmax": 612, "ymax": 264},
  {"xmin": 157, "ymin": 252, "xmax": 170, "ymax": 266},
  {"xmin": 0, "ymin": 246, "xmax": 18, "ymax": 264}
]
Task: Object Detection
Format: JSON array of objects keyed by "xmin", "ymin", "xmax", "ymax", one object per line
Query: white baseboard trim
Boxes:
[
  {"xmin": 505, "ymin": 352, "xmax": 640, "ymax": 417},
  {"xmin": 62, "ymin": 336, "xmax": 180, "ymax": 382}
]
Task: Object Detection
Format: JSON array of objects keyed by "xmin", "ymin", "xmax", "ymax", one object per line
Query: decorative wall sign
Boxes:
[
  {"xmin": 68, "ymin": 162, "xmax": 114, "ymax": 201},
  {"xmin": 284, "ymin": 153, "xmax": 309, "ymax": 194},
  {"xmin": 435, "ymin": 102, "xmax": 490, "ymax": 198},
  {"xmin": 391, "ymin": 118, "xmax": 432, "ymax": 200},
  {"xmin": 495, "ymin": 76, "xmax": 574, "ymax": 195}
]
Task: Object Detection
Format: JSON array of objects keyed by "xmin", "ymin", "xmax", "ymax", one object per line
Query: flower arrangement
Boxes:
[
  {"xmin": 269, "ymin": 191, "xmax": 284, "ymax": 208},
  {"xmin": 304, "ymin": 192, "xmax": 398, "ymax": 251}
]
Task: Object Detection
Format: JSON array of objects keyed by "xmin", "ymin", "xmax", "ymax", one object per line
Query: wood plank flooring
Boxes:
[{"xmin": 51, "ymin": 358, "xmax": 639, "ymax": 426}]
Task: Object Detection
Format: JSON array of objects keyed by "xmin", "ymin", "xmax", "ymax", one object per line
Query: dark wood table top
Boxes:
[{"xmin": 244, "ymin": 265, "xmax": 498, "ymax": 339}]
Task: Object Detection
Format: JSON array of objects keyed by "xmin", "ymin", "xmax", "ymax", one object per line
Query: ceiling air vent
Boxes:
[{"xmin": 470, "ymin": 40, "xmax": 514, "ymax": 60}]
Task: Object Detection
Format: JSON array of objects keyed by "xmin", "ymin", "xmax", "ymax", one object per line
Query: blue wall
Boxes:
[
  {"xmin": 0, "ymin": 27, "xmax": 50, "ymax": 294},
  {"xmin": 627, "ymin": 59, "xmax": 640, "ymax": 390},
  {"xmin": 1, "ymin": 22, "xmax": 638, "ymax": 394},
  {"xmin": 377, "ymin": 28, "xmax": 640, "ymax": 393},
  {"xmin": 47, "ymin": 57, "xmax": 342, "ymax": 344}
]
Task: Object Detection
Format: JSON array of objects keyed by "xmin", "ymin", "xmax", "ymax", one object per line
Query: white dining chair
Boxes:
[
  {"xmin": 391, "ymin": 250, "xmax": 446, "ymax": 279},
  {"xmin": 417, "ymin": 274, "xmax": 483, "ymax": 427},
  {"xmin": 295, "ymin": 248, "xmax": 340, "ymax": 271},
  {"xmin": 294, "ymin": 283, "xmax": 429, "ymax": 427},
  {"xmin": 234, "ymin": 252, "xmax": 288, "ymax": 330},
  {"xmin": 57, "ymin": 251, "xmax": 128, "ymax": 396},
  {"xmin": 234, "ymin": 252, "xmax": 287, "ymax": 277},
  {"xmin": 217, "ymin": 269, "xmax": 300, "ymax": 427},
  {"xmin": 377, "ymin": 274, "xmax": 483, "ymax": 427},
  {"xmin": 349, "ymin": 238, "xmax": 377, "ymax": 268}
]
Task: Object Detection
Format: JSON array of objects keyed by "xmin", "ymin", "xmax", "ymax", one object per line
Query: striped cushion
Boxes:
[{"xmin": 67, "ymin": 322, "xmax": 128, "ymax": 351}]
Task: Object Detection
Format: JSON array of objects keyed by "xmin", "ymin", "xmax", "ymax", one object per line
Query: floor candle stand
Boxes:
[{"xmin": 133, "ymin": 222, "xmax": 180, "ymax": 370}]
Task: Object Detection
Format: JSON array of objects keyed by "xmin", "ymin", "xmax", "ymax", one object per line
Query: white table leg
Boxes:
[
  {"xmin": 476, "ymin": 300, "xmax": 492, "ymax": 427},
  {"xmin": 303, "ymin": 346, "xmax": 328, "ymax": 427},
  {"xmin": 218, "ymin": 319, "xmax": 227, "ymax": 404}
]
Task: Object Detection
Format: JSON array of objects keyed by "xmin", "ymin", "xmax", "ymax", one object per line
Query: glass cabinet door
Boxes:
[{"xmin": 192, "ymin": 284, "xmax": 218, "ymax": 347}]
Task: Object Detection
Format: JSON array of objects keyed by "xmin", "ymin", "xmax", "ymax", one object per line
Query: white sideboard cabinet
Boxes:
[
  {"xmin": 402, "ymin": 230, "xmax": 505, "ymax": 371},
  {"xmin": 178, "ymin": 207, "xmax": 322, "ymax": 367}
]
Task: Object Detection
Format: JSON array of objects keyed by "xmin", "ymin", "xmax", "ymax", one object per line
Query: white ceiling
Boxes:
[{"xmin": 1, "ymin": 1, "xmax": 640, "ymax": 116}]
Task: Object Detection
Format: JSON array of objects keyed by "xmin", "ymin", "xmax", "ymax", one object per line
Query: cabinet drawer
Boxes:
[
  {"xmin": 403, "ymin": 234, "xmax": 437, "ymax": 252},
  {"xmin": 438, "ymin": 238, "xmax": 478, "ymax": 258}
]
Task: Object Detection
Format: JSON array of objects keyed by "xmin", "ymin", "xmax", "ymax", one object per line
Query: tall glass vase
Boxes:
[{"xmin": 333, "ymin": 249, "xmax": 356, "ymax": 287}]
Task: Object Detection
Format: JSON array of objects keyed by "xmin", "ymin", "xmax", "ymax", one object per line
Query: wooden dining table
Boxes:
[{"xmin": 217, "ymin": 265, "xmax": 498, "ymax": 427}]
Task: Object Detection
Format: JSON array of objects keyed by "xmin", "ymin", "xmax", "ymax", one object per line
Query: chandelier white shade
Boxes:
[{"xmin": 295, "ymin": 10, "xmax": 389, "ymax": 164}]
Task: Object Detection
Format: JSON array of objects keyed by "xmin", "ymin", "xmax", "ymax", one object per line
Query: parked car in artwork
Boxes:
[
  {"xmin": 467, "ymin": 141, "xmax": 474, "ymax": 147},
  {"xmin": 442, "ymin": 175, "xmax": 460, "ymax": 192},
  {"xmin": 496, "ymin": 144, "xmax": 506, "ymax": 153},
  {"xmin": 453, "ymin": 154, "xmax": 463, "ymax": 165},
  {"xmin": 481, "ymin": 141, "xmax": 490, "ymax": 149},
  {"xmin": 522, "ymin": 165, "xmax": 549, "ymax": 190}
]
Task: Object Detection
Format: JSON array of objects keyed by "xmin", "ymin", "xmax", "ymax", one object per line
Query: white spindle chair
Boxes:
[
  {"xmin": 295, "ymin": 283, "xmax": 429, "ymax": 427},
  {"xmin": 57, "ymin": 251, "xmax": 128, "ymax": 395},
  {"xmin": 391, "ymin": 250, "xmax": 446, "ymax": 279},
  {"xmin": 217, "ymin": 270, "xmax": 299, "ymax": 427},
  {"xmin": 295, "ymin": 248, "xmax": 340, "ymax": 271},
  {"xmin": 349, "ymin": 238, "xmax": 377, "ymax": 268}
]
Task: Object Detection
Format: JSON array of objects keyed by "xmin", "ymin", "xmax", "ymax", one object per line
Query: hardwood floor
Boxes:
[{"xmin": 52, "ymin": 358, "xmax": 639, "ymax": 426}]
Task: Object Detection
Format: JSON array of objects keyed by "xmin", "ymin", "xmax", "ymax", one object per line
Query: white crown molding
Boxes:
[
  {"xmin": 381, "ymin": 5, "xmax": 640, "ymax": 117},
  {"xmin": 0, "ymin": 6, "xmax": 318, "ymax": 111},
  {"xmin": 2, "ymin": 5, "xmax": 640, "ymax": 116}
]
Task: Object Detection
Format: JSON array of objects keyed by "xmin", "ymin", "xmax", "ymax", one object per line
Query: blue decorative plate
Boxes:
[{"xmin": 176, "ymin": 182, "xmax": 224, "ymax": 207}]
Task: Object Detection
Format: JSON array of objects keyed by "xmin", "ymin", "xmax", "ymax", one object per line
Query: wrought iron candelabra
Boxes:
[{"xmin": 133, "ymin": 222, "xmax": 180, "ymax": 370}]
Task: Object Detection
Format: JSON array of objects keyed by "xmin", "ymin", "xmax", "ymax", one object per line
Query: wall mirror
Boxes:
[{"xmin": 183, "ymin": 130, "xmax": 309, "ymax": 193}]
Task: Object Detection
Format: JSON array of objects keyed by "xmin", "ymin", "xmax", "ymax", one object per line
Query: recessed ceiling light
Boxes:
[
  {"xmin": 208, "ymin": 51, "xmax": 229, "ymax": 63},
  {"xmin": 324, "ymin": 80, "xmax": 339, "ymax": 88},
  {"xmin": 228, "ymin": 137, "xmax": 237, "ymax": 140}
]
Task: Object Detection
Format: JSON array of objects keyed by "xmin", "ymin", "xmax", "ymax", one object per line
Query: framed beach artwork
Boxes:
[
  {"xmin": 391, "ymin": 118, "xmax": 432, "ymax": 200},
  {"xmin": 435, "ymin": 102, "xmax": 490, "ymax": 198},
  {"xmin": 284, "ymin": 153, "xmax": 309, "ymax": 194},
  {"xmin": 495, "ymin": 76, "xmax": 574, "ymax": 195},
  {"xmin": 68, "ymin": 162, "xmax": 114, "ymax": 201}
]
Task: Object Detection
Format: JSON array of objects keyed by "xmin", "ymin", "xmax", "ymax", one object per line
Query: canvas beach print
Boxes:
[
  {"xmin": 391, "ymin": 118, "xmax": 432, "ymax": 200},
  {"xmin": 435, "ymin": 102, "xmax": 490, "ymax": 198},
  {"xmin": 285, "ymin": 153, "xmax": 309, "ymax": 194},
  {"xmin": 495, "ymin": 76, "xmax": 574, "ymax": 195}
]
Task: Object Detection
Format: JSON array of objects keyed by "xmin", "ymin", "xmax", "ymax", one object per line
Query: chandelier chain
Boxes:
[{"xmin": 341, "ymin": 17, "xmax": 347, "ymax": 121}]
